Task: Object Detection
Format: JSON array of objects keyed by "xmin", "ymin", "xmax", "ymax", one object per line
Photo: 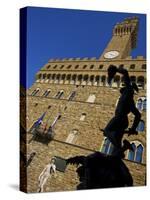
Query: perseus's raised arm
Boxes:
[
  {"xmin": 107, "ymin": 65, "xmax": 131, "ymax": 87},
  {"xmin": 117, "ymin": 67, "xmax": 131, "ymax": 87}
]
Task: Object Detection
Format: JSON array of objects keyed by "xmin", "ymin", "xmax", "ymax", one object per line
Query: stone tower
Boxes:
[
  {"xmin": 20, "ymin": 17, "xmax": 146, "ymax": 193},
  {"xmin": 100, "ymin": 17, "xmax": 139, "ymax": 59}
]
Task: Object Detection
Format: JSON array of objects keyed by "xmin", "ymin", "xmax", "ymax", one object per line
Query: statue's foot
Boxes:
[{"xmin": 123, "ymin": 139, "xmax": 134, "ymax": 151}]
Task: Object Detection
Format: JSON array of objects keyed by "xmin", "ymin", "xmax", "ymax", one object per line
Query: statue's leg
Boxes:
[{"xmin": 40, "ymin": 175, "xmax": 49, "ymax": 192}]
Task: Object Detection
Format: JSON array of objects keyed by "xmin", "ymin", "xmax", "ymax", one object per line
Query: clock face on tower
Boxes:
[{"xmin": 104, "ymin": 50, "xmax": 119, "ymax": 59}]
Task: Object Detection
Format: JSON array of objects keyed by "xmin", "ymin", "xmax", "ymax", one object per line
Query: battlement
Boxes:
[
  {"xmin": 48, "ymin": 57, "xmax": 99, "ymax": 63},
  {"xmin": 125, "ymin": 56, "xmax": 146, "ymax": 60}
]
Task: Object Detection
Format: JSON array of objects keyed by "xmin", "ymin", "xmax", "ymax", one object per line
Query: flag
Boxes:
[{"xmin": 34, "ymin": 111, "xmax": 47, "ymax": 127}]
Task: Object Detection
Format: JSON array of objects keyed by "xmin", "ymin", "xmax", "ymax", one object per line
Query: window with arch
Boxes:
[
  {"xmin": 66, "ymin": 129, "xmax": 79, "ymax": 144},
  {"xmin": 67, "ymin": 65, "xmax": 72, "ymax": 69},
  {"xmin": 87, "ymin": 94, "xmax": 96, "ymax": 103},
  {"xmin": 83, "ymin": 65, "xmax": 87, "ymax": 69},
  {"xmin": 90, "ymin": 64, "xmax": 94, "ymax": 69},
  {"xmin": 100, "ymin": 138, "xmax": 114, "ymax": 155},
  {"xmin": 55, "ymin": 90, "xmax": 64, "ymax": 99},
  {"xmin": 99, "ymin": 65, "xmax": 103, "ymax": 69},
  {"xmin": 31, "ymin": 88, "xmax": 40, "ymax": 96},
  {"xmin": 136, "ymin": 98, "xmax": 143, "ymax": 111},
  {"xmin": 127, "ymin": 141, "xmax": 144, "ymax": 163},
  {"xmin": 47, "ymin": 65, "xmax": 51, "ymax": 69},
  {"xmin": 141, "ymin": 64, "xmax": 146, "ymax": 70},
  {"xmin": 143, "ymin": 98, "xmax": 146, "ymax": 111},
  {"xmin": 80, "ymin": 113, "xmax": 86, "ymax": 121},
  {"xmin": 136, "ymin": 97, "xmax": 146, "ymax": 111},
  {"xmin": 53, "ymin": 65, "xmax": 57, "ymax": 69},
  {"xmin": 130, "ymin": 64, "xmax": 135, "ymax": 69},
  {"xmin": 60, "ymin": 65, "xmax": 64, "ymax": 69},
  {"xmin": 75, "ymin": 65, "xmax": 79, "ymax": 69},
  {"xmin": 136, "ymin": 120, "xmax": 145, "ymax": 132},
  {"xmin": 137, "ymin": 76, "xmax": 145, "ymax": 89},
  {"xmin": 68, "ymin": 91, "xmax": 76, "ymax": 101},
  {"xmin": 43, "ymin": 89, "xmax": 51, "ymax": 97}
]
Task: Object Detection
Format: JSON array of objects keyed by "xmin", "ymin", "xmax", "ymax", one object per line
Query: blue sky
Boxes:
[{"xmin": 24, "ymin": 7, "xmax": 146, "ymax": 88}]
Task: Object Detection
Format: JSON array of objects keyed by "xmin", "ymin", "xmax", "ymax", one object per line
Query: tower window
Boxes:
[
  {"xmin": 55, "ymin": 90, "xmax": 64, "ymax": 99},
  {"xmin": 86, "ymin": 94, "xmax": 96, "ymax": 103},
  {"xmin": 68, "ymin": 91, "xmax": 76, "ymax": 101},
  {"xmin": 130, "ymin": 64, "xmax": 135, "ymax": 69},
  {"xmin": 66, "ymin": 129, "xmax": 78, "ymax": 144},
  {"xmin": 80, "ymin": 113, "xmax": 86, "ymax": 121}
]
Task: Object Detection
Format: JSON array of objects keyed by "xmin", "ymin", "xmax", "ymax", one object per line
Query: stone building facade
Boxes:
[{"xmin": 20, "ymin": 16, "xmax": 146, "ymax": 193}]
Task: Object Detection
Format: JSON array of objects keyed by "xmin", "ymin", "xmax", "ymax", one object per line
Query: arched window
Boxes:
[
  {"xmin": 43, "ymin": 89, "xmax": 51, "ymax": 97},
  {"xmin": 80, "ymin": 113, "xmax": 86, "ymax": 121},
  {"xmin": 83, "ymin": 65, "xmax": 87, "ymax": 69},
  {"xmin": 68, "ymin": 91, "xmax": 76, "ymax": 101},
  {"xmin": 36, "ymin": 73, "xmax": 42, "ymax": 81},
  {"xmin": 42, "ymin": 73, "xmax": 46, "ymax": 80},
  {"xmin": 101, "ymin": 138, "xmax": 114, "ymax": 155},
  {"xmin": 56, "ymin": 74, "xmax": 60, "ymax": 81},
  {"xmin": 47, "ymin": 74, "xmax": 51, "ymax": 80},
  {"xmin": 136, "ymin": 97, "xmax": 146, "ymax": 111},
  {"xmin": 55, "ymin": 90, "xmax": 64, "ymax": 99},
  {"xmin": 128, "ymin": 143, "xmax": 136, "ymax": 161},
  {"xmin": 137, "ymin": 76, "xmax": 144, "ymax": 89},
  {"xmin": 143, "ymin": 98, "xmax": 146, "ymax": 111},
  {"xmin": 113, "ymin": 75, "xmax": 120, "ymax": 87},
  {"xmin": 95, "ymin": 75, "xmax": 100, "ymax": 85},
  {"xmin": 130, "ymin": 64, "xmax": 135, "ymax": 69},
  {"xmin": 52, "ymin": 74, "xmax": 56, "ymax": 80},
  {"xmin": 66, "ymin": 129, "xmax": 78, "ymax": 144},
  {"xmin": 61, "ymin": 74, "xmax": 66, "ymax": 80},
  {"xmin": 31, "ymin": 88, "xmax": 40, "ymax": 96},
  {"xmin": 66, "ymin": 74, "xmax": 71, "ymax": 81},
  {"xmin": 78, "ymin": 74, "xmax": 82, "ymax": 81},
  {"xmin": 136, "ymin": 98, "xmax": 142, "ymax": 111},
  {"xmin": 135, "ymin": 144, "xmax": 143, "ymax": 163},
  {"xmin": 90, "ymin": 75, "xmax": 94, "ymax": 84},
  {"xmin": 101, "ymin": 76, "xmax": 106, "ymax": 86},
  {"xmin": 136, "ymin": 120, "xmax": 145, "ymax": 132},
  {"xmin": 127, "ymin": 141, "xmax": 144, "ymax": 163},
  {"xmin": 75, "ymin": 65, "xmax": 79, "ymax": 69}
]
